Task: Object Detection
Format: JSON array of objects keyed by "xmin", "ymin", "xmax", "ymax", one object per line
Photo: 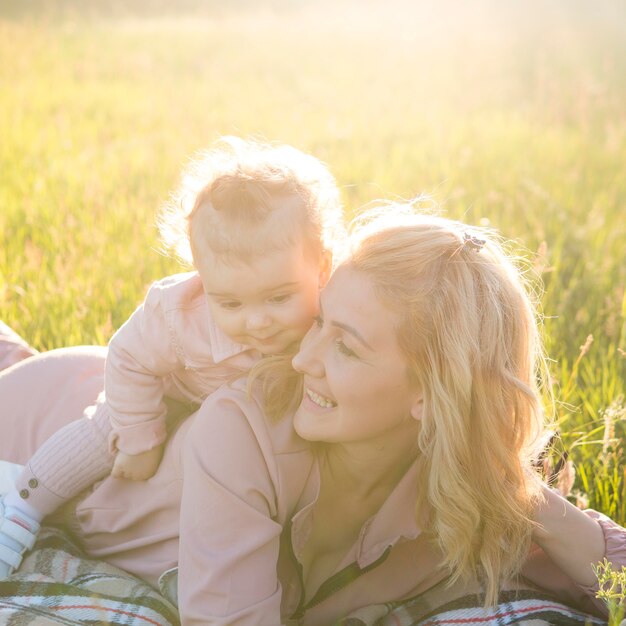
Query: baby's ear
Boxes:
[{"xmin": 319, "ymin": 250, "xmax": 333, "ymax": 288}]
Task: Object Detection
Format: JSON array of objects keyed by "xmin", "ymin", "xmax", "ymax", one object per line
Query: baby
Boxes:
[{"xmin": 0, "ymin": 137, "xmax": 345, "ymax": 577}]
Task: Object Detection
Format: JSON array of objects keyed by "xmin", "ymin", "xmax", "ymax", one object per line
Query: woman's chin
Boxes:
[
  {"xmin": 293, "ymin": 408, "xmax": 330, "ymax": 443},
  {"xmin": 293, "ymin": 413, "xmax": 316, "ymax": 442}
]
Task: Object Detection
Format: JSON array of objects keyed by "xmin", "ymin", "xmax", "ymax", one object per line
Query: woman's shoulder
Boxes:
[
  {"xmin": 181, "ymin": 380, "xmax": 314, "ymax": 525},
  {"xmin": 188, "ymin": 379, "xmax": 311, "ymax": 459}
]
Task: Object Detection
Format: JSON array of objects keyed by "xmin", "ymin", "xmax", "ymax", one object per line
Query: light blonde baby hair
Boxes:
[
  {"xmin": 159, "ymin": 136, "xmax": 345, "ymax": 268},
  {"xmin": 347, "ymin": 201, "xmax": 551, "ymax": 606}
]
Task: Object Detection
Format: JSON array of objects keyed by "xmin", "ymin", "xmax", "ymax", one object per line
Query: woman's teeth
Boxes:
[{"xmin": 306, "ymin": 388, "xmax": 336, "ymax": 408}]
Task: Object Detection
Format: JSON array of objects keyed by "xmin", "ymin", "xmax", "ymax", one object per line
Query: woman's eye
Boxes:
[
  {"xmin": 269, "ymin": 294, "xmax": 292, "ymax": 304},
  {"xmin": 335, "ymin": 339, "xmax": 357, "ymax": 358}
]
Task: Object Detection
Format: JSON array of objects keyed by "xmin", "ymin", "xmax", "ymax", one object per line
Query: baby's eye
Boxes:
[
  {"xmin": 312, "ymin": 315, "xmax": 324, "ymax": 328},
  {"xmin": 335, "ymin": 339, "xmax": 357, "ymax": 358},
  {"xmin": 220, "ymin": 301, "xmax": 242, "ymax": 310},
  {"xmin": 269, "ymin": 293, "xmax": 292, "ymax": 304}
]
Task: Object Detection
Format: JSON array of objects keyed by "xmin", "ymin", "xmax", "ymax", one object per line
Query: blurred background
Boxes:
[{"xmin": 1, "ymin": 0, "xmax": 625, "ymax": 516}]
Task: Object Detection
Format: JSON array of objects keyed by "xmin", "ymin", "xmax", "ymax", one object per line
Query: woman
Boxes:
[{"xmin": 1, "ymin": 204, "xmax": 624, "ymax": 625}]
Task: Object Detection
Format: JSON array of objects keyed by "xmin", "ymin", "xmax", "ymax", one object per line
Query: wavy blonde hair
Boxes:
[
  {"xmin": 249, "ymin": 200, "xmax": 551, "ymax": 604},
  {"xmin": 158, "ymin": 136, "xmax": 346, "ymax": 267},
  {"xmin": 347, "ymin": 202, "xmax": 551, "ymax": 605}
]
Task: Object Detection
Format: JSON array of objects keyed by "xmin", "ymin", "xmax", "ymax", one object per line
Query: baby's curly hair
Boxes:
[{"xmin": 158, "ymin": 137, "xmax": 345, "ymax": 267}]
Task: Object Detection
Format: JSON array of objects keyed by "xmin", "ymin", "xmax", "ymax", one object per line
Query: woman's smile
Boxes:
[{"xmin": 304, "ymin": 386, "xmax": 337, "ymax": 409}]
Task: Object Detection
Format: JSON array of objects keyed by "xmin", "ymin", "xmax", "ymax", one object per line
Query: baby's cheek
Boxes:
[
  {"xmin": 218, "ymin": 319, "xmax": 239, "ymax": 339},
  {"xmin": 298, "ymin": 316, "xmax": 317, "ymax": 336}
]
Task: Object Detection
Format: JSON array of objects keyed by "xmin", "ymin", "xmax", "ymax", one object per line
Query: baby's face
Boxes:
[{"xmin": 198, "ymin": 243, "xmax": 330, "ymax": 355}]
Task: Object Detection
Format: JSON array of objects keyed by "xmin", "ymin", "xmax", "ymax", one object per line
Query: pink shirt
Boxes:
[
  {"xmin": 0, "ymin": 347, "xmax": 624, "ymax": 625},
  {"xmin": 0, "ymin": 321, "xmax": 38, "ymax": 371},
  {"xmin": 95, "ymin": 272, "xmax": 259, "ymax": 454},
  {"xmin": 174, "ymin": 383, "xmax": 626, "ymax": 625}
]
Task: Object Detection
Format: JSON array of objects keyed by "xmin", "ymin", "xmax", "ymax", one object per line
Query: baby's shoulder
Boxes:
[{"xmin": 149, "ymin": 272, "xmax": 206, "ymax": 312}]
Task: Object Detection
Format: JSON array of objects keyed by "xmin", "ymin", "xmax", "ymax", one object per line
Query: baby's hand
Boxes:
[{"xmin": 111, "ymin": 445, "xmax": 164, "ymax": 481}]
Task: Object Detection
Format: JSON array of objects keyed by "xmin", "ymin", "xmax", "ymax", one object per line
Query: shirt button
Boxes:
[
  {"xmin": 28, "ymin": 478, "xmax": 39, "ymax": 489},
  {"xmin": 19, "ymin": 489, "xmax": 29, "ymax": 499}
]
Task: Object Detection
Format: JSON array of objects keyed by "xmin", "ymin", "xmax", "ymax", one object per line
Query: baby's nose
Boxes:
[{"xmin": 246, "ymin": 311, "xmax": 272, "ymax": 330}]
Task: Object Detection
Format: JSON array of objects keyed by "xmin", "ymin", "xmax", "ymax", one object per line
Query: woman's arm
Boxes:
[
  {"xmin": 531, "ymin": 484, "xmax": 606, "ymax": 588},
  {"xmin": 524, "ymin": 483, "xmax": 626, "ymax": 616},
  {"xmin": 178, "ymin": 389, "xmax": 285, "ymax": 626}
]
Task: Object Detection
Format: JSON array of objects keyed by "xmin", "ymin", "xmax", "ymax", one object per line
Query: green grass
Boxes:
[{"xmin": 1, "ymin": 0, "xmax": 625, "ymax": 519}]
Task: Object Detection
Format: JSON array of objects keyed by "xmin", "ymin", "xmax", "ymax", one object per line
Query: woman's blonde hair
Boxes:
[
  {"xmin": 159, "ymin": 136, "xmax": 346, "ymax": 267},
  {"xmin": 249, "ymin": 199, "xmax": 551, "ymax": 604},
  {"xmin": 347, "ymin": 201, "xmax": 551, "ymax": 605}
]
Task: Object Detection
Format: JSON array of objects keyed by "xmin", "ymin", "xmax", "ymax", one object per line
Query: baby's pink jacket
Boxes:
[{"xmin": 94, "ymin": 272, "xmax": 259, "ymax": 455}]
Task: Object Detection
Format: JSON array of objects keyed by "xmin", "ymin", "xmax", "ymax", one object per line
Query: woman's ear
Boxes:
[
  {"xmin": 410, "ymin": 396, "xmax": 423, "ymax": 421},
  {"xmin": 319, "ymin": 250, "xmax": 333, "ymax": 288}
]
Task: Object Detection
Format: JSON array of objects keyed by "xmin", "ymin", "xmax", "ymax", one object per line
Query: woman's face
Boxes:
[{"xmin": 292, "ymin": 265, "xmax": 422, "ymax": 446}]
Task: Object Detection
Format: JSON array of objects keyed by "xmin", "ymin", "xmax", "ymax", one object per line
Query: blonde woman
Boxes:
[
  {"xmin": 177, "ymin": 205, "xmax": 624, "ymax": 624},
  {"xmin": 0, "ymin": 204, "xmax": 624, "ymax": 625}
]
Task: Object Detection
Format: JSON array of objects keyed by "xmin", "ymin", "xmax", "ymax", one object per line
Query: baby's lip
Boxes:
[{"xmin": 250, "ymin": 332, "xmax": 279, "ymax": 343}]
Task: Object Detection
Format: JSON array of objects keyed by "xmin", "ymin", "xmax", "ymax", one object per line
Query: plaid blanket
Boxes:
[
  {"xmin": 0, "ymin": 524, "xmax": 607, "ymax": 626},
  {"xmin": 339, "ymin": 589, "xmax": 607, "ymax": 626},
  {"xmin": 0, "ymin": 526, "xmax": 180, "ymax": 626}
]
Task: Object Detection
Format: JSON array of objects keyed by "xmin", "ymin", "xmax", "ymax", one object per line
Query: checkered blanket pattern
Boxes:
[
  {"xmin": 0, "ymin": 524, "xmax": 608, "ymax": 626},
  {"xmin": 339, "ymin": 589, "xmax": 607, "ymax": 626},
  {"xmin": 0, "ymin": 526, "xmax": 179, "ymax": 626}
]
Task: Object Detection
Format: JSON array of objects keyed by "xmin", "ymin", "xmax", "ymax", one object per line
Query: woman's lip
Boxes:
[
  {"xmin": 304, "ymin": 386, "xmax": 337, "ymax": 408},
  {"xmin": 301, "ymin": 393, "xmax": 331, "ymax": 412}
]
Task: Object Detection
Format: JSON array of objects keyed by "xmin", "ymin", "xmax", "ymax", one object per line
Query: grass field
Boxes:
[{"xmin": 1, "ymin": 0, "xmax": 625, "ymax": 520}]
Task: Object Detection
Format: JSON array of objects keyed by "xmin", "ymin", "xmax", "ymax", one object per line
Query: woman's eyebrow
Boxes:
[
  {"xmin": 318, "ymin": 297, "xmax": 374, "ymax": 351},
  {"xmin": 330, "ymin": 321, "xmax": 373, "ymax": 350}
]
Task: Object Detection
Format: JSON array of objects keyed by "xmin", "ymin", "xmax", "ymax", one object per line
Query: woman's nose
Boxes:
[{"xmin": 292, "ymin": 329, "xmax": 324, "ymax": 378}]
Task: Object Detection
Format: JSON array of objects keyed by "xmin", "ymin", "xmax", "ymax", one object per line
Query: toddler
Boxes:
[{"xmin": 0, "ymin": 137, "xmax": 345, "ymax": 577}]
